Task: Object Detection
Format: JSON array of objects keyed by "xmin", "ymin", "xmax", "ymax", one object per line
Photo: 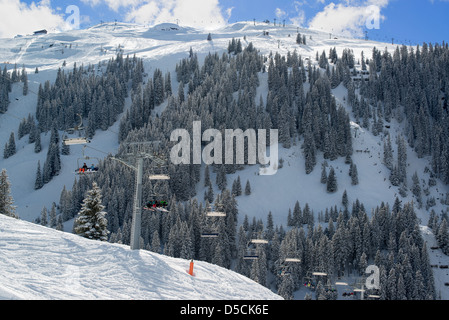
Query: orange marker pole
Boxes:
[{"xmin": 188, "ymin": 260, "xmax": 194, "ymax": 276}]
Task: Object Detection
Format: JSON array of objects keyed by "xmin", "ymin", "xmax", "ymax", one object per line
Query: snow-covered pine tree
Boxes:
[
  {"xmin": 383, "ymin": 134, "xmax": 393, "ymax": 170},
  {"xmin": 412, "ymin": 171, "xmax": 422, "ymax": 207},
  {"xmin": 0, "ymin": 169, "xmax": 17, "ymax": 218},
  {"xmin": 277, "ymin": 273, "xmax": 294, "ymax": 300},
  {"xmin": 351, "ymin": 163, "xmax": 359, "ymax": 185},
  {"xmin": 21, "ymin": 66, "xmax": 28, "ymax": 96},
  {"xmin": 437, "ymin": 218, "xmax": 449, "ymax": 255},
  {"xmin": 3, "ymin": 132, "xmax": 16, "ymax": 159},
  {"xmin": 320, "ymin": 164, "xmax": 327, "ymax": 184},
  {"xmin": 326, "ymin": 167, "xmax": 337, "ymax": 193},
  {"xmin": 40, "ymin": 206, "xmax": 48, "ymax": 226},
  {"xmin": 49, "ymin": 202, "xmax": 57, "ymax": 228},
  {"xmin": 34, "ymin": 160, "xmax": 43, "ymax": 190},
  {"xmin": 244, "ymin": 180, "xmax": 251, "ymax": 195},
  {"xmin": 34, "ymin": 129, "xmax": 41, "ymax": 153},
  {"xmin": 74, "ymin": 181, "xmax": 109, "ymax": 241}
]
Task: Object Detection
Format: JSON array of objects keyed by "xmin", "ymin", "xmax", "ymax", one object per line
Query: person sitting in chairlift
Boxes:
[{"xmin": 79, "ymin": 163, "xmax": 88, "ymax": 173}]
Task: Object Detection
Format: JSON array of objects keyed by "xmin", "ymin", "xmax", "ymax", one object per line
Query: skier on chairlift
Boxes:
[{"xmin": 79, "ymin": 163, "xmax": 88, "ymax": 173}]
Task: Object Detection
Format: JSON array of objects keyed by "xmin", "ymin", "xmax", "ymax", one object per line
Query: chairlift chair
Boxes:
[
  {"xmin": 149, "ymin": 164, "xmax": 170, "ymax": 180},
  {"xmin": 303, "ymin": 271, "xmax": 327, "ymax": 290},
  {"xmin": 143, "ymin": 186, "xmax": 170, "ymax": 212},
  {"xmin": 243, "ymin": 250, "xmax": 259, "ymax": 260},
  {"xmin": 63, "ymin": 113, "xmax": 90, "ymax": 146},
  {"xmin": 206, "ymin": 203, "xmax": 226, "ymax": 217},
  {"xmin": 200, "ymin": 208, "xmax": 225, "ymax": 238},
  {"xmin": 250, "ymin": 239, "xmax": 269, "ymax": 244},
  {"xmin": 279, "ymin": 268, "xmax": 291, "ymax": 276},
  {"xmin": 201, "ymin": 221, "xmax": 219, "ymax": 238},
  {"xmin": 75, "ymin": 149, "xmax": 100, "ymax": 175},
  {"xmin": 279, "ymin": 257, "xmax": 301, "ymax": 276},
  {"xmin": 201, "ymin": 230, "xmax": 220, "ymax": 238},
  {"xmin": 303, "ymin": 274, "xmax": 316, "ymax": 290},
  {"xmin": 143, "ymin": 199, "xmax": 169, "ymax": 213}
]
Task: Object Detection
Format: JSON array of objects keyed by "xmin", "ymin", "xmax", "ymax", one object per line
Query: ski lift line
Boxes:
[
  {"xmin": 83, "ymin": 144, "xmax": 110, "ymax": 156},
  {"xmin": 110, "ymin": 156, "xmax": 138, "ymax": 170}
]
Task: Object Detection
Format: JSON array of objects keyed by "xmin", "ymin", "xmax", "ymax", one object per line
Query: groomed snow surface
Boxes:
[
  {"xmin": 1, "ymin": 20, "xmax": 449, "ymax": 300},
  {"xmin": 0, "ymin": 214, "xmax": 282, "ymax": 300}
]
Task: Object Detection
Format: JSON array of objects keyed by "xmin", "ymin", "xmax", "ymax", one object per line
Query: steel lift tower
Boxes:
[{"xmin": 111, "ymin": 141, "xmax": 169, "ymax": 250}]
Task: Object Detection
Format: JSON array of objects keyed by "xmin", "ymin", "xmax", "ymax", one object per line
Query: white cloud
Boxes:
[
  {"xmin": 0, "ymin": 0, "xmax": 70, "ymax": 38},
  {"xmin": 81, "ymin": 0, "xmax": 141, "ymax": 12},
  {"xmin": 290, "ymin": 1, "xmax": 307, "ymax": 27},
  {"xmin": 308, "ymin": 0, "xmax": 389, "ymax": 37},
  {"xmin": 275, "ymin": 8, "xmax": 287, "ymax": 19},
  {"xmin": 82, "ymin": 0, "xmax": 230, "ymax": 30}
]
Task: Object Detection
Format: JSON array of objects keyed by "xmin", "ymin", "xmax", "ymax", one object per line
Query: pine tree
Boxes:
[
  {"xmin": 412, "ymin": 171, "xmax": 422, "ymax": 207},
  {"xmin": 278, "ymin": 274, "xmax": 294, "ymax": 300},
  {"xmin": 342, "ymin": 190, "xmax": 348, "ymax": 208},
  {"xmin": 245, "ymin": 180, "xmax": 251, "ymax": 195},
  {"xmin": 383, "ymin": 134, "xmax": 393, "ymax": 170},
  {"xmin": 3, "ymin": 132, "xmax": 16, "ymax": 159},
  {"xmin": 204, "ymin": 165, "xmax": 211, "ymax": 187},
  {"xmin": 0, "ymin": 169, "xmax": 17, "ymax": 218},
  {"xmin": 49, "ymin": 202, "xmax": 57, "ymax": 228},
  {"xmin": 351, "ymin": 163, "xmax": 359, "ymax": 185},
  {"xmin": 320, "ymin": 164, "xmax": 327, "ymax": 184},
  {"xmin": 34, "ymin": 130, "xmax": 41, "ymax": 153},
  {"xmin": 34, "ymin": 160, "xmax": 43, "ymax": 190},
  {"xmin": 56, "ymin": 215, "xmax": 64, "ymax": 231},
  {"xmin": 22, "ymin": 67, "xmax": 28, "ymax": 96},
  {"xmin": 74, "ymin": 182, "xmax": 109, "ymax": 241},
  {"xmin": 437, "ymin": 219, "xmax": 449, "ymax": 255},
  {"xmin": 296, "ymin": 33, "xmax": 302, "ymax": 45},
  {"xmin": 326, "ymin": 167, "xmax": 337, "ymax": 193},
  {"xmin": 397, "ymin": 135, "xmax": 407, "ymax": 184},
  {"xmin": 40, "ymin": 206, "xmax": 48, "ymax": 226}
]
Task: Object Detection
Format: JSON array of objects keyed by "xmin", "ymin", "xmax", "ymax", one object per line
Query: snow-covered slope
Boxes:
[
  {"xmin": 1, "ymin": 21, "xmax": 449, "ymax": 300},
  {"xmin": 0, "ymin": 20, "xmax": 405, "ymax": 224},
  {"xmin": 0, "ymin": 214, "xmax": 281, "ymax": 300}
]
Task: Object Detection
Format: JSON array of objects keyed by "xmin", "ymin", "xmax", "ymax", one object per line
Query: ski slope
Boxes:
[
  {"xmin": 0, "ymin": 214, "xmax": 281, "ymax": 300},
  {"xmin": 0, "ymin": 20, "xmax": 449, "ymax": 299},
  {"xmin": 0, "ymin": 20, "xmax": 411, "ymax": 224}
]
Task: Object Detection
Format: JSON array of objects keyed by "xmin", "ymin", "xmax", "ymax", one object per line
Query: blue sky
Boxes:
[{"xmin": 0, "ymin": 0, "xmax": 448, "ymax": 45}]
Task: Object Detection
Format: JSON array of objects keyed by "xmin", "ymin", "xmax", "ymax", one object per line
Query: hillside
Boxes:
[
  {"xmin": 0, "ymin": 20, "xmax": 407, "ymax": 224},
  {"xmin": 0, "ymin": 21, "xmax": 449, "ymax": 300}
]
